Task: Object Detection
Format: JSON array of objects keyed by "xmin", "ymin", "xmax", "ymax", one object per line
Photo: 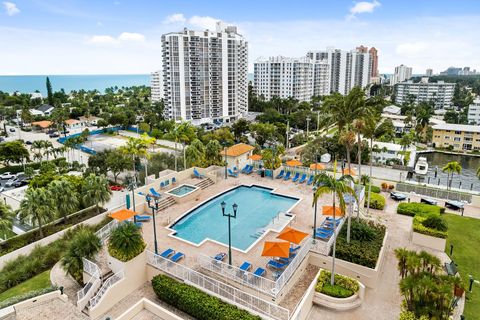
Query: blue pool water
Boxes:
[
  {"xmin": 170, "ymin": 185, "xmax": 299, "ymax": 251},
  {"xmin": 168, "ymin": 185, "xmax": 197, "ymax": 196}
]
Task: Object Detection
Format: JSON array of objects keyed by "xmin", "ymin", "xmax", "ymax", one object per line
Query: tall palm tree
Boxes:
[
  {"xmin": 82, "ymin": 174, "xmax": 112, "ymax": 214},
  {"xmin": 0, "ymin": 202, "xmax": 13, "ymax": 240},
  {"xmin": 31, "ymin": 140, "xmax": 45, "ymax": 164},
  {"xmin": 164, "ymin": 122, "xmax": 189, "ymax": 171},
  {"xmin": 18, "ymin": 188, "xmax": 56, "ymax": 238},
  {"xmin": 48, "ymin": 179, "xmax": 79, "ymax": 222},
  {"xmin": 442, "ymin": 161, "xmax": 462, "ymax": 190},
  {"xmin": 312, "ymin": 166, "xmax": 357, "ymax": 285},
  {"xmin": 120, "ymin": 134, "xmax": 154, "ymax": 184}
]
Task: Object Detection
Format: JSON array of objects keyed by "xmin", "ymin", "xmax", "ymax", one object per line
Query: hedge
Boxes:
[
  {"xmin": 413, "ymin": 215, "xmax": 448, "ymax": 239},
  {"xmin": 0, "ymin": 286, "xmax": 57, "ymax": 309},
  {"xmin": 0, "ymin": 158, "xmax": 66, "ymax": 175},
  {"xmin": 152, "ymin": 274, "xmax": 261, "ymax": 320},
  {"xmin": 365, "ymin": 184, "xmax": 381, "ymax": 194},
  {"xmin": 0, "ymin": 206, "xmax": 106, "ymax": 257},
  {"xmin": 364, "ymin": 193, "xmax": 385, "ymax": 210},
  {"xmin": 316, "ymin": 270, "xmax": 359, "ymax": 298},
  {"xmin": 397, "ymin": 203, "xmax": 442, "ymax": 217},
  {"xmin": 334, "ymin": 219, "xmax": 386, "ymax": 269}
]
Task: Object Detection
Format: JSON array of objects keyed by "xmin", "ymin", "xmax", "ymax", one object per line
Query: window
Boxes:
[{"xmin": 454, "ymin": 137, "xmax": 461, "ymax": 142}]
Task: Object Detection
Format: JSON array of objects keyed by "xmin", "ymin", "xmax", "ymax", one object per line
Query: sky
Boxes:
[{"xmin": 1, "ymin": 0, "xmax": 480, "ymax": 75}]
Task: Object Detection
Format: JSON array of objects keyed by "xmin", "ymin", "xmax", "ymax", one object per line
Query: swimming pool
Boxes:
[{"xmin": 169, "ymin": 185, "xmax": 300, "ymax": 251}]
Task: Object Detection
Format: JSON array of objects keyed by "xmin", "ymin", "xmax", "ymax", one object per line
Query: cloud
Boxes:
[
  {"xmin": 347, "ymin": 0, "xmax": 380, "ymax": 20},
  {"xmin": 396, "ymin": 42, "xmax": 429, "ymax": 58},
  {"xmin": 188, "ymin": 15, "xmax": 219, "ymax": 30},
  {"xmin": 88, "ymin": 35, "xmax": 117, "ymax": 45},
  {"xmin": 118, "ymin": 32, "xmax": 145, "ymax": 42},
  {"xmin": 163, "ymin": 13, "xmax": 186, "ymax": 24},
  {"xmin": 3, "ymin": 1, "xmax": 19, "ymax": 16}
]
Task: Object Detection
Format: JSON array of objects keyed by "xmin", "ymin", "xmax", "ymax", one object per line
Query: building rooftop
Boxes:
[
  {"xmin": 31, "ymin": 120, "xmax": 52, "ymax": 128},
  {"xmin": 36, "ymin": 104, "xmax": 54, "ymax": 112},
  {"xmin": 65, "ymin": 119, "xmax": 81, "ymax": 125},
  {"xmin": 220, "ymin": 143, "xmax": 255, "ymax": 157},
  {"xmin": 432, "ymin": 123, "xmax": 480, "ymax": 133},
  {"xmin": 383, "ymin": 105, "xmax": 401, "ymax": 115}
]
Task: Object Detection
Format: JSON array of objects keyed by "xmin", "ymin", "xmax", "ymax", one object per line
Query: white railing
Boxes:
[
  {"xmin": 274, "ymin": 241, "xmax": 312, "ymax": 294},
  {"xmin": 82, "ymin": 258, "xmax": 101, "ymax": 277},
  {"xmin": 310, "ymin": 217, "xmax": 346, "ymax": 255},
  {"xmin": 146, "ymin": 251, "xmax": 289, "ymax": 320},
  {"xmin": 88, "ymin": 270, "xmax": 124, "ymax": 309},
  {"xmin": 95, "ymin": 219, "xmax": 119, "ymax": 244},
  {"xmin": 77, "ymin": 276, "xmax": 101, "ymax": 310},
  {"xmin": 198, "ymin": 254, "xmax": 277, "ymax": 297}
]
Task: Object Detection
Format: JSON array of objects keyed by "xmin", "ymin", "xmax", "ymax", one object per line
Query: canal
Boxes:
[{"xmin": 411, "ymin": 152, "xmax": 480, "ymax": 191}]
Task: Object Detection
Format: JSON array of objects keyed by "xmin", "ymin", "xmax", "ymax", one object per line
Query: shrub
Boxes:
[
  {"xmin": 399, "ymin": 311, "xmax": 430, "ymax": 320},
  {"xmin": 108, "ymin": 222, "xmax": 146, "ymax": 262},
  {"xmin": 413, "ymin": 216, "xmax": 448, "ymax": 238},
  {"xmin": 397, "ymin": 203, "xmax": 441, "ymax": 217},
  {"xmin": 366, "ymin": 184, "xmax": 381, "ymax": 194},
  {"xmin": 0, "ymin": 286, "xmax": 58, "ymax": 309},
  {"xmin": 421, "ymin": 215, "xmax": 448, "ymax": 232},
  {"xmin": 152, "ymin": 274, "xmax": 261, "ymax": 320},
  {"xmin": 381, "ymin": 182, "xmax": 388, "ymax": 189},
  {"xmin": 334, "ymin": 219, "xmax": 386, "ymax": 268},
  {"xmin": 364, "ymin": 193, "xmax": 385, "ymax": 210},
  {"xmin": 315, "ymin": 270, "xmax": 359, "ymax": 298}
]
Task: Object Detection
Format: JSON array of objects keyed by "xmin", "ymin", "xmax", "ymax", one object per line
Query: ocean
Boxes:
[{"xmin": 0, "ymin": 74, "xmax": 150, "ymax": 95}]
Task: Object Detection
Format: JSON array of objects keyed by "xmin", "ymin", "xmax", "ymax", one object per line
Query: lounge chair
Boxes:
[
  {"xmin": 267, "ymin": 259, "xmax": 288, "ymax": 270},
  {"xmin": 245, "ymin": 165, "xmax": 253, "ymax": 174},
  {"xmin": 193, "ymin": 168, "xmax": 205, "ymax": 179},
  {"xmin": 290, "ymin": 245, "xmax": 301, "ymax": 254},
  {"xmin": 239, "ymin": 261, "xmax": 252, "ymax": 272},
  {"xmin": 315, "ymin": 231, "xmax": 333, "ymax": 240},
  {"xmin": 326, "ymin": 217, "xmax": 342, "ymax": 223},
  {"xmin": 306, "ymin": 175, "xmax": 314, "ymax": 185},
  {"xmin": 160, "ymin": 182, "xmax": 165, "ymax": 189},
  {"xmin": 213, "ymin": 252, "xmax": 227, "ymax": 262},
  {"xmin": 291, "ymin": 172, "xmax": 300, "ymax": 182},
  {"xmin": 233, "ymin": 166, "xmax": 238, "ymax": 173},
  {"xmin": 228, "ymin": 168, "xmax": 238, "ymax": 178},
  {"xmin": 134, "ymin": 215, "xmax": 151, "ymax": 222},
  {"xmin": 149, "ymin": 188, "xmax": 161, "ymax": 198},
  {"xmin": 134, "ymin": 222, "xmax": 142, "ymax": 228},
  {"xmin": 160, "ymin": 248, "xmax": 174, "ymax": 258},
  {"xmin": 170, "ymin": 252, "xmax": 185, "ymax": 262},
  {"xmin": 283, "ymin": 171, "xmax": 291, "ymax": 181},
  {"xmin": 172, "ymin": 177, "xmax": 177, "ymax": 184},
  {"xmin": 298, "ymin": 174, "xmax": 307, "ymax": 184},
  {"xmin": 241, "ymin": 165, "xmax": 249, "ymax": 173},
  {"xmin": 253, "ymin": 267, "xmax": 266, "ymax": 277},
  {"xmin": 276, "ymin": 170, "xmax": 285, "ymax": 179}
]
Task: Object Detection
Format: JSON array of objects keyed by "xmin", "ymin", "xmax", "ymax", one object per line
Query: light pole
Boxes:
[
  {"xmin": 312, "ymin": 186, "xmax": 317, "ymax": 242},
  {"xmin": 221, "ymin": 201, "xmax": 238, "ymax": 266},
  {"xmin": 306, "ymin": 117, "xmax": 311, "ymax": 141},
  {"xmin": 223, "ymin": 145, "xmax": 228, "ymax": 180},
  {"xmin": 146, "ymin": 195, "xmax": 160, "ymax": 255}
]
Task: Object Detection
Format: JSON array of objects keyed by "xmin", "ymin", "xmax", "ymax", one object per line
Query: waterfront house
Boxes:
[{"xmin": 432, "ymin": 123, "xmax": 480, "ymax": 151}]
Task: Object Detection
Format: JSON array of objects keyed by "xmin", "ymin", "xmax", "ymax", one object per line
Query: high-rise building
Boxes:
[
  {"xmin": 253, "ymin": 56, "xmax": 330, "ymax": 101},
  {"xmin": 307, "ymin": 47, "xmax": 372, "ymax": 95},
  {"xmin": 150, "ymin": 70, "xmax": 162, "ymax": 102},
  {"xmin": 425, "ymin": 68, "xmax": 433, "ymax": 77},
  {"xmin": 392, "ymin": 64, "xmax": 413, "ymax": 85},
  {"xmin": 159, "ymin": 22, "xmax": 248, "ymax": 124},
  {"xmin": 468, "ymin": 98, "xmax": 480, "ymax": 125},
  {"xmin": 369, "ymin": 47, "xmax": 379, "ymax": 78},
  {"xmin": 394, "ymin": 78, "xmax": 455, "ymax": 109}
]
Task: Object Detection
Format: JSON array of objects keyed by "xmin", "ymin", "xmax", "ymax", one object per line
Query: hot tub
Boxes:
[{"xmin": 165, "ymin": 184, "xmax": 201, "ymax": 203}]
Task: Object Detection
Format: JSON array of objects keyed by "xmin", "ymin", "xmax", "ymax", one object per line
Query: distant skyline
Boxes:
[{"xmin": 1, "ymin": 0, "xmax": 480, "ymax": 75}]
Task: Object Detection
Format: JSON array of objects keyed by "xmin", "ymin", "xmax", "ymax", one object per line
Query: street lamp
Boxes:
[
  {"xmin": 306, "ymin": 117, "xmax": 311, "ymax": 141},
  {"xmin": 223, "ymin": 145, "xmax": 228, "ymax": 180},
  {"xmin": 312, "ymin": 186, "xmax": 318, "ymax": 242},
  {"xmin": 221, "ymin": 201, "xmax": 238, "ymax": 265},
  {"xmin": 127, "ymin": 176, "xmax": 137, "ymax": 213},
  {"xmin": 146, "ymin": 195, "xmax": 160, "ymax": 255}
]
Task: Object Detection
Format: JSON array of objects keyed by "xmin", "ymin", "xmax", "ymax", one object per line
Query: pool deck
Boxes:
[{"xmin": 141, "ymin": 174, "xmax": 330, "ymax": 282}]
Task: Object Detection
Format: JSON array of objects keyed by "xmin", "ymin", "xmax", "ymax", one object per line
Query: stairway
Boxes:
[
  {"xmin": 81, "ymin": 270, "xmax": 115, "ymax": 315},
  {"xmin": 195, "ymin": 178, "xmax": 214, "ymax": 189},
  {"xmin": 156, "ymin": 196, "xmax": 176, "ymax": 211}
]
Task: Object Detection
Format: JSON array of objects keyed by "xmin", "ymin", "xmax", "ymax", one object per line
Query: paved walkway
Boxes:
[{"xmin": 50, "ymin": 261, "xmax": 82, "ymax": 303}]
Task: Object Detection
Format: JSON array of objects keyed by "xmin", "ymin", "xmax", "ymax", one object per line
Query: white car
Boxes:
[
  {"xmin": 0, "ymin": 172, "xmax": 15, "ymax": 180},
  {"xmin": 5, "ymin": 178, "xmax": 18, "ymax": 188}
]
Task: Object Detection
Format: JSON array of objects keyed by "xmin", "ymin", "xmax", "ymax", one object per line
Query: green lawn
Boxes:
[
  {"xmin": 444, "ymin": 214, "xmax": 480, "ymax": 318},
  {"xmin": 0, "ymin": 270, "xmax": 51, "ymax": 302},
  {"xmin": 0, "ymin": 229, "xmax": 16, "ymax": 241}
]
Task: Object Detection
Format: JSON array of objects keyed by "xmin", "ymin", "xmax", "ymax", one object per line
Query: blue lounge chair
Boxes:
[
  {"xmin": 315, "ymin": 231, "xmax": 333, "ymax": 240},
  {"xmin": 134, "ymin": 222, "xmax": 142, "ymax": 228},
  {"xmin": 267, "ymin": 259, "xmax": 288, "ymax": 270},
  {"xmin": 213, "ymin": 252, "xmax": 227, "ymax": 262},
  {"xmin": 290, "ymin": 245, "xmax": 301, "ymax": 254},
  {"xmin": 160, "ymin": 248, "xmax": 174, "ymax": 258},
  {"xmin": 137, "ymin": 191, "xmax": 145, "ymax": 196},
  {"xmin": 241, "ymin": 164, "xmax": 249, "ymax": 173},
  {"xmin": 172, "ymin": 177, "xmax": 177, "ymax": 184},
  {"xmin": 193, "ymin": 168, "xmax": 205, "ymax": 179},
  {"xmin": 245, "ymin": 165, "xmax": 253, "ymax": 174},
  {"xmin": 160, "ymin": 182, "xmax": 165, "ymax": 189},
  {"xmin": 298, "ymin": 174, "xmax": 307, "ymax": 184},
  {"xmin": 135, "ymin": 215, "xmax": 151, "ymax": 222},
  {"xmin": 233, "ymin": 166, "xmax": 238, "ymax": 173},
  {"xmin": 291, "ymin": 172, "xmax": 300, "ymax": 182},
  {"xmin": 170, "ymin": 252, "xmax": 185, "ymax": 262},
  {"xmin": 326, "ymin": 217, "xmax": 343, "ymax": 223},
  {"xmin": 228, "ymin": 168, "xmax": 238, "ymax": 177},
  {"xmin": 149, "ymin": 188, "xmax": 161, "ymax": 198},
  {"xmin": 276, "ymin": 170, "xmax": 285, "ymax": 179},
  {"xmin": 253, "ymin": 267, "xmax": 266, "ymax": 277},
  {"xmin": 306, "ymin": 175, "xmax": 314, "ymax": 185},
  {"xmin": 239, "ymin": 261, "xmax": 252, "ymax": 272},
  {"xmin": 283, "ymin": 171, "xmax": 291, "ymax": 181}
]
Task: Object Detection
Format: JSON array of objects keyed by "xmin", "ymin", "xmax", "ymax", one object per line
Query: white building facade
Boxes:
[
  {"xmin": 392, "ymin": 64, "xmax": 413, "ymax": 85},
  {"xmin": 150, "ymin": 70, "xmax": 163, "ymax": 103},
  {"xmin": 160, "ymin": 22, "xmax": 248, "ymax": 125},
  {"xmin": 253, "ymin": 56, "xmax": 330, "ymax": 101},
  {"xmin": 468, "ymin": 98, "xmax": 480, "ymax": 124},
  {"xmin": 306, "ymin": 47, "xmax": 372, "ymax": 95},
  {"xmin": 394, "ymin": 78, "xmax": 455, "ymax": 109}
]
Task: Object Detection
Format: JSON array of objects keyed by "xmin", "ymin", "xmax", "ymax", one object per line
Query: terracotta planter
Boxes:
[{"xmin": 454, "ymin": 286, "xmax": 464, "ymax": 297}]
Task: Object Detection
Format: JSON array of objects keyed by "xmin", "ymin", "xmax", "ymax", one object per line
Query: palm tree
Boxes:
[
  {"xmin": 108, "ymin": 222, "xmax": 146, "ymax": 262},
  {"xmin": 442, "ymin": 161, "xmax": 462, "ymax": 190},
  {"xmin": 0, "ymin": 202, "xmax": 13, "ymax": 240},
  {"xmin": 18, "ymin": 188, "xmax": 56, "ymax": 238},
  {"xmin": 31, "ymin": 140, "xmax": 45, "ymax": 164},
  {"xmin": 394, "ymin": 248, "xmax": 410, "ymax": 279},
  {"xmin": 312, "ymin": 167, "xmax": 357, "ymax": 285},
  {"xmin": 119, "ymin": 134, "xmax": 154, "ymax": 184},
  {"xmin": 164, "ymin": 122, "xmax": 189, "ymax": 171},
  {"xmin": 48, "ymin": 179, "xmax": 79, "ymax": 222},
  {"xmin": 185, "ymin": 139, "xmax": 205, "ymax": 167},
  {"xmin": 82, "ymin": 174, "xmax": 111, "ymax": 214}
]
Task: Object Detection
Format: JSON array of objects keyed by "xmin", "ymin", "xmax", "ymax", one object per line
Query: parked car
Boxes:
[
  {"xmin": 390, "ymin": 192, "xmax": 408, "ymax": 201},
  {"xmin": 25, "ymin": 140, "xmax": 33, "ymax": 145},
  {"xmin": 13, "ymin": 180, "xmax": 28, "ymax": 188},
  {"xmin": 110, "ymin": 185, "xmax": 124, "ymax": 191},
  {"xmin": 0, "ymin": 172, "xmax": 15, "ymax": 180},
  {"xmin": 9, "ymin": 128, "xmax": 15, "ymax": 132},
  {"xmin": 5, "ymin": 178, "xmax": 18, "ymax": 187},
  {"xmin": 49, "ymin": 133, "xmax": 60, "ymax": 138},
  {"xmin": 47, "ymin": 129, "xmax": 56, "ymax": 134}
]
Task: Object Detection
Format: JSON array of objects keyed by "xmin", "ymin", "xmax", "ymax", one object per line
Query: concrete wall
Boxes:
[
  {"xmin": 115, "ymin": 298, "xmax": 184, "ymax": 320},
  {"xmin": 88, "ymin": 251, "xmax": 147, "ymax": 319},
  {"xmin": 411, "ymin": 231, "xmax": 447, "ymax": 252},
  {"xmin": 0, "ymin": 290, "xmax": 67, "ymax": 318},
  {"xmin": 290, "ymin": 269, "xmax": 321, "ymax": 320}
]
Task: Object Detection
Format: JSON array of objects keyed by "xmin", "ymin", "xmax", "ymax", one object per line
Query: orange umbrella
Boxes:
[
  {"xmin": 110, "ymin": 208, "xmax": 136, "ymax": 221},
  {"xmin": 342, "ymin": 168, "xmax": 356, "ymax": 176},
  {"xmin": 249, "ymin": 154, "xmax": 262, "ymax": 161},
  {"xmin": 277, "ymin": 227, "xmax": 309, "ymax": 244},
  {"xmin": 310, "ymin": 163, "xmax": 325, "ymax": 171},
  {"xmin": 286, "ymin": 159, "xmax": 302, "ymax": 167},
  {"xmin": 322, "ymin": 206, "xmax": 344, "ymax": 216},
  {"xmin": 261, "ymin": 241, "xmax": 290, "ymax": 258}
]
